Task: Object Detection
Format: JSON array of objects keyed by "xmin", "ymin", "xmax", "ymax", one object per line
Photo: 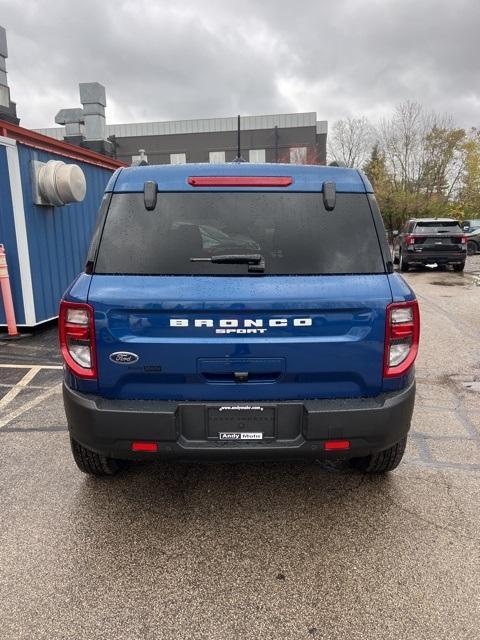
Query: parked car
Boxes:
[
  {"xmin": 60, "ymin": 164, "xmax": 419, "ymax": 477},
  {"xmin": 392, "ymin": 218, "xmax": 467, "ymax": 271},
  {"xmin": 462, "ymin": 219, "xmax": 480, "ymax": 233},
  {"xmin": 466, "ymin": 228, "xmax": 480, "ymax": 255}
]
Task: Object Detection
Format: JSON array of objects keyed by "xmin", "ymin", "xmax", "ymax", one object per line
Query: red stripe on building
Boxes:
[{"xmin": 0, "ymin": 119, "xmax": 126, "ymax": 170}]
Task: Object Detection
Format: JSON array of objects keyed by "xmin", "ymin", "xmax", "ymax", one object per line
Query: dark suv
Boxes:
[{"xmin": 393, "ymin": 218, "xmax": 467, "ymax": 271}]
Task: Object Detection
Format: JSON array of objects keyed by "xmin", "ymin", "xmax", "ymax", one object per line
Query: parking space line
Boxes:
[
  {"xmin": 0, "ymin": 382, "xmax": 59, "ymax": 391},
  {"xmin": 0, "ymin": 366, "xmax": 42, "ymax": 409},
  {"xmin": 0, "ymin": 363, "xmax": 62, "ymax": 370},
  {"xmin": 0, "ymin": 383, "xmax": 62, "ymax": 429}
]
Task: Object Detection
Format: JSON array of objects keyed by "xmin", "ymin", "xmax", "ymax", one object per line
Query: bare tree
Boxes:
[
  {"xmin": 378, "ymin": 101, "xmax": 464, "ymax": 197},
  {"xmin": 328, "ymin": 117, "xmax": 373, "ymax": 167},
  {"xmin": 379, "ymin": 101, "xmax": 424, "ymax": 191},
  {"xmin": 329, "ymin": 102, "xmax": 470, "ymax": 224}
]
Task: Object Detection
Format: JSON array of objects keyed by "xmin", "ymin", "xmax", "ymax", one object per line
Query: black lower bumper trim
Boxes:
[
  {"xmin": 406, "ymin": 251, "xmax": 465, "ymax": 264},
  {"xmin": 63, "ymin": 380, "xmax": 416, "ymax": 461}
]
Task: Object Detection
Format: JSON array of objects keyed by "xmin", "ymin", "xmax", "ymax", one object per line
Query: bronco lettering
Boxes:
[{"xmin": 169, "ymin": 317, "xmax": 312, "ymax": 334}]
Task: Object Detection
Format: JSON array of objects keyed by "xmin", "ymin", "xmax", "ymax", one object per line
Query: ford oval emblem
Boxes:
[{"xmin": 109, "ymin": 351, "xmax": 139, "ymax": 364}]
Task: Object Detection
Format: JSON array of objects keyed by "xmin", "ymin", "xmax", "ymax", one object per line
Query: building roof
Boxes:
[
  {"xmin": 0, "ymin": 118, "xmax": 125, "ymax": 170},
  {"xmin": 107, "ymin": 162, "xmax": 371, "ymax": 194},
  {"xmin": 35, "ymin": 112, "xmax": 328, "ymax": 140}
]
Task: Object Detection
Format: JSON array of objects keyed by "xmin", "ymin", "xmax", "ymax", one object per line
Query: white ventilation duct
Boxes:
[{"xmin": 32, "ymin": 160, "xmax": 87, "ymax": 207}]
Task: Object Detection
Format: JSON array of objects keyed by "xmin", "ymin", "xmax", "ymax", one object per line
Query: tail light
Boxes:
[
  {"xmin": 59, "ymin": 301, "xmax": 97, "ymax": 379},
  {"xmin": 453, "ymin": 235, "xmax": 467, "ymax": 244},
  {"xmin": 384, "ymin": 300, "xmax": 420, "ymax": 378},
  {"xmin": 405, "ymin": 235, "xmax": 416, "ymax": 246}
]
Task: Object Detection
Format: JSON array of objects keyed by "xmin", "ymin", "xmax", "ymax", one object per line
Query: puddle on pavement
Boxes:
[
  {"xmin": 449, "ymin": 373, "xmax": 480, "ymax": 393},
  {"xmin": 430, "ymin": 280, "xmax": 464, "ymax": 286},
  {"xmin": 430, "ymin": 273, "xmax": 480, "ymax": 287}
]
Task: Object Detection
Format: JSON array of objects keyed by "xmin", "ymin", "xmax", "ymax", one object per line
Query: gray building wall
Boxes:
[
  {"xmin": 36, "ymin": 113, "xmax": 328, "ymax": 165},
  {"xmin": 111, "ymin": 126, "xmax": 326, "ymax": 165}
]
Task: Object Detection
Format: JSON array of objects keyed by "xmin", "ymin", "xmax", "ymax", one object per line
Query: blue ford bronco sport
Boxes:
[{"xmin": 60, "ymin": 163, "xmax": 419, "ymax": 476}]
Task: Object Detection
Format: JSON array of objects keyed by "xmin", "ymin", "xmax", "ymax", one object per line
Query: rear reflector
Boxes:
[
  {"xmin": 188, "ymin": 176, "xmax": 293, "ymax": 187},
  {"xmin": 324, "ymin": 440, "xmax": 350, "ymax": 451},
  {"xmin": 131, "ymin": 441, "xmax": 158, "ymax": 452}
]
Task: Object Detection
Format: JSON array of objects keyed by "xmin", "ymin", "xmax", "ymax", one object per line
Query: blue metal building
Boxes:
[{"xmin": 0, "ymin": 120, "xmax": 124, "ymax": 327}]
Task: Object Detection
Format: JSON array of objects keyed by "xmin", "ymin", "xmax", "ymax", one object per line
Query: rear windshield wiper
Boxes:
[{"xmin": 190, "ymin": 254, "xmax": 265, "ymax": 272}]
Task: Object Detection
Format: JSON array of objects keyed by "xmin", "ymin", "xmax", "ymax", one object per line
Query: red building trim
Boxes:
[{"xmin": 0, "ymin": 119, "xmax": 126, "ymax": 170}]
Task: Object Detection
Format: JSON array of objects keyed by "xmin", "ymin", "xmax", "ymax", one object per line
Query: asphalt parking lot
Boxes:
[{"xmin": 0, "ymin": 258, "xmax": 479, "ymax": 640}]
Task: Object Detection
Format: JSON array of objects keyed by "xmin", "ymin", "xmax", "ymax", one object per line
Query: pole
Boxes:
[
  {"xmin": 233, "ymin": 115, "xmax": 245, "ymax": 162},
  {"xmin": 0, "ymin": 244, "xmax": 20, "ymax": 337},
  {"xmin": 237, "ymin": 114, "xmax": 241, "ymax": 160}
]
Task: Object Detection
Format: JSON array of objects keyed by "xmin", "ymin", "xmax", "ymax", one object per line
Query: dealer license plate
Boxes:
[
  {"xmin": 218, "ymin": 432, "xmax": 263, "ymax": 441},
  {"xmin": 208, "ymin": 406, "xmax": 275, "ymax": 439}
]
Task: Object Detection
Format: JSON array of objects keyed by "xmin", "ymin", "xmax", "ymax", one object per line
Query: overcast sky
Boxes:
[{"xmin": 1, "ymin": 0, "xmax": 479, "ymax": 130}]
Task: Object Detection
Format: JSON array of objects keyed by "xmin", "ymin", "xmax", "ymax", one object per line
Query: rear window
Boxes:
[
  {"xmin": 94, "ymin": 192, "xmax": 385, "ymax": 276},
  {"xmin": 414, "ymin": 220, "xmax": 462, "ymax": 232}
]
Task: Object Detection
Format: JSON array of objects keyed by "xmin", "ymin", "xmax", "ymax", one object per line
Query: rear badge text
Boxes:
[{"xmin": 170, "ymin": 318, "xmax": 312, "ymax": 335}]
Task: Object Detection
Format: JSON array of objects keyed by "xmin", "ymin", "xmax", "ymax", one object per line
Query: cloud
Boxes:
[{"xmin": 1, "ymin": 0, "xmax": 479, "ymax": 129}]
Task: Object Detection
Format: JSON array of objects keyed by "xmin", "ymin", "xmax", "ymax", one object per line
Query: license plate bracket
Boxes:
[{"xmin": 207, "ymin": 405, "xmax": 275, "ymax": 439}]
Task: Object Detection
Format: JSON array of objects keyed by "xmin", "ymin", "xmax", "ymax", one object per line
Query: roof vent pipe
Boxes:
[
  {"xmin": 0, "ymin": 25, "xmax": 19, "ymax": 124},
  {"xmin": 79, "ymin": 82, "xmax": 107, "ymax": 141}
]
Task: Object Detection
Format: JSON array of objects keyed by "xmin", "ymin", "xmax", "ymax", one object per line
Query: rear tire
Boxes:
[
  {"xmin": 467, "ymin": 241, "xmax": 477, "ymax": 256},
  {"xmin": 453, "ymin": 262, "xmax": 465, "ymax": 272},
  {"xmin": 70, "ymin": 437, "xmax": 127, "ymax": 476},
  {"xmin": 349, "ymin": 437, "xmax": 407, "ymax": 473},
  {"xmin": 399, "ymin": 251, "xmax": 409, "ymax": 272}
]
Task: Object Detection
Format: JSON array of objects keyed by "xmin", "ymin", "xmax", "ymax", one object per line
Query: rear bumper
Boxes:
[
  {"xmin": 63, "ymin": 380, "xmax": 416, "ymax": 461},
  {"xmin": 406, "ymin": 249, "xmax": 465, "ymax": 264}
]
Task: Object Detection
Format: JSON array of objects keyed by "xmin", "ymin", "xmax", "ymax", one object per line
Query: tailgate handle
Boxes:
[
  {"xmin": 198, "ymin": 357, "xmax": 285, "ymax": 383},
  {"xmin": 200, "ymin": 370, "xmax": 282, "ymax": 383}
]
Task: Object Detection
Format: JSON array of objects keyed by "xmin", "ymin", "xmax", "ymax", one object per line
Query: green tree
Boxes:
[
  {"xmin": 457, "ymin": 129, "xmax": 480, "ymax": 219},
  {"xmin": 364, "ymin": 144, "xmax": 399, "ymax": 230},
  {"xmin": 420, "ymin": 125, "xmax": 465, "ymax": 201},
  {"xmin": 364, "ymin": 143, "xmax": 390, "ymax": 194}
]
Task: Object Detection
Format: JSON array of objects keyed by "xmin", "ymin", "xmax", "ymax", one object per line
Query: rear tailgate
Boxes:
[
  {"xmin": 410, "ymin": 221, "xmax": 465, "ymax": 255},
  {"xmin": 413, "ymin": 233, "xmax": 464, "ymax": 252},
  {"xmin": 88, "ymin": 274, "xmax": 392, "ymax": 401}
]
